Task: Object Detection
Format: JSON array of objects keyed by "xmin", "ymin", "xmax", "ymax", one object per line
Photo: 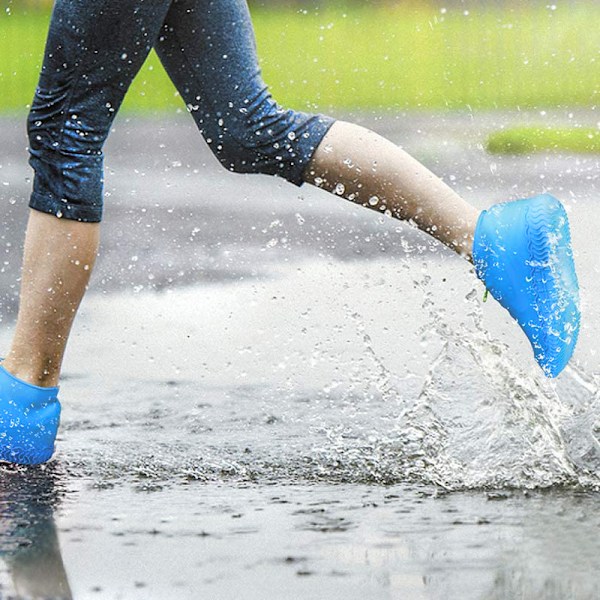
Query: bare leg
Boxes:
[
  {"xmin": 304, "ymin": 120, "xmax": 480, "ymax": 259},
  {"xmin": 2, "ymin": 210, "xmax": 99, "ymax": 387}
]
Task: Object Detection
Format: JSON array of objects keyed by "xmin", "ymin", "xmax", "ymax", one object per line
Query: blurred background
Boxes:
[{"xmin": 1, "ymin": 0, "xmax": 598, "ymax": 117}]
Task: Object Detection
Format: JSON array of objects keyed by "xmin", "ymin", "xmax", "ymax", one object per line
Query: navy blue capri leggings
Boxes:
[{"xmin": 28, "ymin": 0, "xmax": 335, "ymax": 222}]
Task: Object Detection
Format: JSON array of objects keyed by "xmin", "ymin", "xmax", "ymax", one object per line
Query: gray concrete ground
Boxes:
[{"xmin": 0, "ymin": 111, "xmax": 599, "ymax": 599}]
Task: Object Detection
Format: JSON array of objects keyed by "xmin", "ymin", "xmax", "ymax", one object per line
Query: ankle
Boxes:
[{"xmin": 1, "ymin": 357, "xmax": 60, "ymax": 388}]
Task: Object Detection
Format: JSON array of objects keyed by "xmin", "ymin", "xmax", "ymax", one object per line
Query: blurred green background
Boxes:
[{"xmin": 1, "ymin": 0, "xmax": 599, "ymax": 115}]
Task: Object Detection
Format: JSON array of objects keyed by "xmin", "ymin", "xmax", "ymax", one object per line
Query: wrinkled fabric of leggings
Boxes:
[{"xmin": 28, "ymin": 0, "xmax": 335, "ymax": 222}]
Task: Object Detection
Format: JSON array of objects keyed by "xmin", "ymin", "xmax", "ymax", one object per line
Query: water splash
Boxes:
[
  {"xmin": 392, "ymin": 287, "xmax": 599, "ymax": 490},
  {"xmin": 56, "ymin": 287, "xmax": 598, "ymax": 492}
]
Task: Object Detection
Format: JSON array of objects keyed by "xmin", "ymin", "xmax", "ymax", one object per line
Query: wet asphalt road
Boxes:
[{"xmin": 0, "ymin": 110, "xmax": 599, "ymax": 599}]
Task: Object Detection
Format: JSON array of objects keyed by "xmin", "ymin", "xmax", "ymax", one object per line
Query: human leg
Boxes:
[
  {"xmin": 304, "ymin": 121, "xmax": 480, "ymax": 258},
  {"xmin": 4, "ymin": 0, "xmax": 173, "ymax": 386},
  {"xmin": 2, "ymin": 212, "xmax": 99, "ymax": 387},
  {"xmin": 302, "ymin": 120, "xmax": 580, "ymax": 374},
  {"xmin": 306, "ymin": 123, "xmax": 580, "ymax": 374},
  {"xmin": 1, "ymin": 0, "xmax": 174, "ymax": 464},
  {"xmin": 155, "ymin": 0, "xmax": 477, "ymax": 257},
  {"xmin": 306, "ymin": 123, "xmax": 579, "ymax": 374},
  {"xmin": 155, "ymin": 0, "xmax": 579, "ymax": 376}
]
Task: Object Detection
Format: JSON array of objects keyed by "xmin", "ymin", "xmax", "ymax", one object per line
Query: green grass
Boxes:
[
  {"xmin": 1, "ymin": 4, "xmax": 599, "ymax": 113},
  {"xmin": 487, "ymin": 126, "xmax": 600, "ymax": 155}
]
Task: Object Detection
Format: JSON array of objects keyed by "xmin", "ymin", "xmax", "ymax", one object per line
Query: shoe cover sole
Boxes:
[
  {"xmin": 0, "ymin": 445, "xmax": 55, "ymax": 466},
  {"xmin": 524, "ymin": 196, "xmax": 580, "ymax": 376}
]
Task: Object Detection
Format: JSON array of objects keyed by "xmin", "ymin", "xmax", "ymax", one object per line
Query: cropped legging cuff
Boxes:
[{"xmin": 28, "ymin": 147, "xmax": 105, "ymax": 222}]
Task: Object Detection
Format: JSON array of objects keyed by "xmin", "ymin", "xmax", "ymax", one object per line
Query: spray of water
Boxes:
[{"xmin": 56, "ymin": 280, "xmax": 599, "ymax": 492}]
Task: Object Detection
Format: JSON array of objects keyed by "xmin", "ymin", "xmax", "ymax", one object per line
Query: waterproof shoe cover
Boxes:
[
  {"xmin": 473, "ymin": 194, "xmax": 580, "ymax": 378},
  {"xmin": 0, "ymin": 365, "xmax": 61, "ymax": 464}
]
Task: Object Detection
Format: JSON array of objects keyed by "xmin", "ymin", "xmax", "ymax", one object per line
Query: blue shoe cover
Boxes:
[
  {"xmin": 473, "ymin": 194, "xmax": 580, "ymax": 378},
  {"xmin": 0, "ymin": 365, "xmax": 61, "ymax": 465}
]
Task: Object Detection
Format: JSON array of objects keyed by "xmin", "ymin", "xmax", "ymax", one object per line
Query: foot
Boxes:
[
  {"xmin": 473, "ymin": 194, "xmax": 580, "ymax": 377},
  {"xmin": 0, "ymin": 364, "xmax": 61, "ymax": 464}
]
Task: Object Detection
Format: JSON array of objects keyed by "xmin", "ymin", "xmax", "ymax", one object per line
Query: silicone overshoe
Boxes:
[
  {"xmin": 0, "ymin": 365, "xmax": 61, "ymax": 464},
  {"xmin": 473, "ymin": 194, "xmax": 580, "ymax": 377}
]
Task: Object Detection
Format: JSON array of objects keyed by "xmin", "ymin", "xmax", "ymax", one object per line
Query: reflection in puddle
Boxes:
[{"xmin": 0, "ymin": 465, "xmax": 72, "ymax": 599}]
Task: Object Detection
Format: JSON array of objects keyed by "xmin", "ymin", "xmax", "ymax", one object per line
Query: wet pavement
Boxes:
[{"xmin": 0, "ymin": 110, "xmax": 599, "ymax": 598}]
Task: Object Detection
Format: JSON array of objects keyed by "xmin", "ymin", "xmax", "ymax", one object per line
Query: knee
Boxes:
[
  {"xmin": 208, "ymin": 130, "xmax": 274, "ymax": 176},
  {"xmin": 205, "ymin": 112, "xmax": 295, "ymax": 179},
  {"xmin": 199, "ymin": 94, "xmax": 332, "ymax": 185}
]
